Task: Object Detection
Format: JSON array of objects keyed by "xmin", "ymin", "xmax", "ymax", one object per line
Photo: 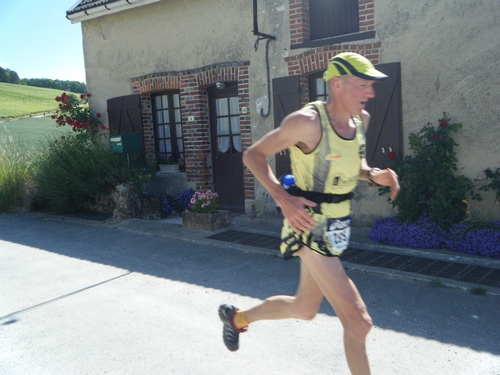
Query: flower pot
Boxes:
[
  {"xmin": 182, "ymin": 210, "xmax": 231, "ymax": 231},
  {"xmin": 159, "ymin": 164, "xmax": 179, "ymax": 173}
]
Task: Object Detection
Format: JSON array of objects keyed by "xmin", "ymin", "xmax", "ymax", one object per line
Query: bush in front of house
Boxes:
[
  {"xmin": 0, "ymin": 130, "xmax": 33, "ymax": 212},
  {"xmin": 378, "ymin": 113, "xmax": 480, "ymax": 229},
  {"xmin": 370, "ymin": 216, "xmax": 500, "ymax": 258},
  {"xmin": 373, "ymin": 113, "xmax": 499, "ymax": 258},
  {"xmin": 161, "ymin": 188, "xmax": 194, "ymax": 217},
  {"xmin": 32, "ymin": 135, "xmax": 151, "ymax": 213}
]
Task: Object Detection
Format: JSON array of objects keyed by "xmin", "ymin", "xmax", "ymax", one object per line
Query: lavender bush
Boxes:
[
  {"xmin": 370, "ymin": 216, "xmax": 500, "ymax": 258},
  {"xmin": 161, "ymin": 188, "xmax": 194, "ymax": 218}
]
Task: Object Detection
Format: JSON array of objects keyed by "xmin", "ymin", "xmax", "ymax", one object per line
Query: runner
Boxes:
[{"xmin": 219, "ymin": 52, "xmax": 400, "ymax": 375}]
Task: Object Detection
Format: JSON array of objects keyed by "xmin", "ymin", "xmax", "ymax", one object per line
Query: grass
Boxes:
[
  {"xmin": 0, "ymin": 116, "xmax": 70, "ymax": 150},
  {"xmin": 0, "ymin": 82, "xmax": 72, "ymax": 119}
]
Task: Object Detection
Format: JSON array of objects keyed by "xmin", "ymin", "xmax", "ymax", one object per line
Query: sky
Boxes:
[{"xmin": 0, "ymin": 1, "xmax": 86, "ymax": 83}]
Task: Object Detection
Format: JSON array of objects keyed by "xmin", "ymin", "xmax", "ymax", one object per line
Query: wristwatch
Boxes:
[{"xmin": 367, "ymin": 168, "xmax": 381, "ymax": 184}]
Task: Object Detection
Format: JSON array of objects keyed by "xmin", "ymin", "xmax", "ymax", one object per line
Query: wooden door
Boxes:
[
  {"xmin": 272, "ymin": 75, "xmax": 302, "ymax": 178},
  {"xmin": 209, "ymin": 84, "xmax": 245, "ymax": 212}
]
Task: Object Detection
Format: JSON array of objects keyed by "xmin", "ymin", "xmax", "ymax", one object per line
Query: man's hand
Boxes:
[{"xmin": 277, "ymin": 193, "xmax": 318, "ymax": 234}]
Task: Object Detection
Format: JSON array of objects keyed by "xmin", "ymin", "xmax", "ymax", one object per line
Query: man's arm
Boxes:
[
  {"xmin": 358, "ymin": 110, "xmax": 400, "ymax": 200},
  {"xmin": 242, "ymin": 110, "xmax": 319, "ymax": 233}
]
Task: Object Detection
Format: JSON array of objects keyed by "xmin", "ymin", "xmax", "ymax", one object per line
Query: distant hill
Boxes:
[
  {"xmin": 0, "ymin": 67, "xmax": 86, "ymax": 94},
  {"xmin": 0, "ymin": 82, "xmax": 79, "ymax": 119}
]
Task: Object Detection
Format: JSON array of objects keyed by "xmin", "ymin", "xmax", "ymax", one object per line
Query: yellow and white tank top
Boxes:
[{"xmin": 288, "ymin": 101, "xmax": 366, "ymax": 218}]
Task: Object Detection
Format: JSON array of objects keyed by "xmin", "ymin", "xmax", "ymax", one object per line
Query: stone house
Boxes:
[{"xmin": 67, "ymin": 0, "xmax": 500, "ymax": 224}]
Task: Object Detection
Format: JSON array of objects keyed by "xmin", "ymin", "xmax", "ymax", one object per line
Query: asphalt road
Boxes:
[{"xmin": 1, "ymin": 213, "xmax": 499, "ymax": 375}]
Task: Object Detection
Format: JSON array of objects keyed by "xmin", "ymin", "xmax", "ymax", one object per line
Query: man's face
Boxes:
[{"xmin": 339, "ymin": 75, "xmax": 376, "ymax": 114}]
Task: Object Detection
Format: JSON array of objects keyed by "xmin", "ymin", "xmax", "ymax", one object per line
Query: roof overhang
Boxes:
[{"xmin": 67, "ymin": 0, "xmax": 162, "ymax": 24}]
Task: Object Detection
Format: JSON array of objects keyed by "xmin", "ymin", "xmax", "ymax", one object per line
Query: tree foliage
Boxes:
[{"xmin": 0, "ymin": 66, "xmax": 86, "ymax": 93}]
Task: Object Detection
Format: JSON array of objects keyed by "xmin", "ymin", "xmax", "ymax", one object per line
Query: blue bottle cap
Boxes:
[{"xmin": 283, "ymin": 175, "xmax": 295, "ymax": 187}]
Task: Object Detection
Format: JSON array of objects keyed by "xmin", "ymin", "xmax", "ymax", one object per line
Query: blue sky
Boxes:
[{"xmin": 0, "ymin": 1, "xmax": 86, "ymax": 83}]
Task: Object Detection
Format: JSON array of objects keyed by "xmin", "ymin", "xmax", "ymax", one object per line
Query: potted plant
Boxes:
[
  {"xmin": 158, "ymin": 154, "xmax": 179, "ymax": 173},
  {"xmin": 181, "ymin": 190, "xmax": 231, "ymax": 231}
]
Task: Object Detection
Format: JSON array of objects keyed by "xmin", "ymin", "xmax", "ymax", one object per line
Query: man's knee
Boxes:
[{"xmin": 345, "ymin": 312, "xmax": 373, "ymax": 341}]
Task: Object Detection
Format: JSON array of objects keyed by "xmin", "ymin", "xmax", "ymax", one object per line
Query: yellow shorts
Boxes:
[{"xmin": 280, "ymin": 208, "xmax": 350, "ymax": 260}]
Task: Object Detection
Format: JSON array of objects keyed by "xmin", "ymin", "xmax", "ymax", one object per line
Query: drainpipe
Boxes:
[{"xmin": 253, "ymin": 0, "xmax": 275, "ymax": 118}]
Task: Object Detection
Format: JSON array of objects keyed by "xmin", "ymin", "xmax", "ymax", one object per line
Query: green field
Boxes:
[
  {"xmin": 0, "ymin": 82, "xmax": 71, "ymax": 119},
  {"xmin": 1, "ymin": 116, "xmax": 70, "ymax": 148}
]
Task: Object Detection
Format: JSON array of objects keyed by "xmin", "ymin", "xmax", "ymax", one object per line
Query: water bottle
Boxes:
[
  {"xmin": 282, "ymin": 174, "xmax": 295, "ymax": 190},
  {"xmin": 276, "ymin": 174, "xmax": 297, "ymax": 214}
]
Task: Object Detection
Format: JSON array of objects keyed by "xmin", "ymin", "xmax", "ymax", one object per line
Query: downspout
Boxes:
[{"xmin": 253, "ymin": 0, "xmax": 275, "ymax": 118}]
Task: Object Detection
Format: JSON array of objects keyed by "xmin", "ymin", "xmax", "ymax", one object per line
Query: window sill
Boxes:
[{"xmin": 291, "ymin": 31, "xmax": 376, "ymax": 50}]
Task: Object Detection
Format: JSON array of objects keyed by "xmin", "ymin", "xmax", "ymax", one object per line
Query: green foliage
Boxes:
[
  {"xmin": 32, "ymin": 135, "xmax": 150, "ymax": 213},
  {"xmin": 0, "ymin": 129, "xmax": 33, "ymax": 212},
  {"xmin": 188, "ymin": 190, "xmax": 219, "ymax": 214},
  {"xmin": 21, "ymin": 78, "xmax": 86, "ymax": 94},
  {"xmin": 0, "ymin": 83, "xmax": 68, "ymax": 119},
  {"xmin": 0, "ymin": 67, "xmax": 20, "ymax": 84},
  {"xmin": 380, "ymin": 113, "xmax": 477, "ymax": 228},
  {"xmin": 51, "ymin": 92, "xmax": 106, "ymax": 142}
]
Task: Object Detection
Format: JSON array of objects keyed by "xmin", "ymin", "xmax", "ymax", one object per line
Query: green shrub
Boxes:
[
  {"xmin": 380, "ymin": 113, "xmax": 480, "ymax": 228},
  {"xmin": 32, "ymin": 135, "xmax": 151, "ymax": 213},
  {"xmin": 0, "ymin": 130, "xmax": 33, "ymax": 212}
]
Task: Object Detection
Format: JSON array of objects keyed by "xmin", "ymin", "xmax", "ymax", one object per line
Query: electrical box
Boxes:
[{"xmin": 110, "ymin": 133, "xmax": 143, "ymax": 153}]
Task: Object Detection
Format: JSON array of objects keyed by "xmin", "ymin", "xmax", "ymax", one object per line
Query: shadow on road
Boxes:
[{"xmin": 1, "ymin": 213, "xmax": 498, "ymax": 355}]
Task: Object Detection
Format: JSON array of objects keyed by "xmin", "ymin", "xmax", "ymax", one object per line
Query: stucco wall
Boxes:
[
  {"xmin": 375, "ymin": 0, "xmax": 500, "ymax": 220},
  {"xmin": 79, "ymin": 0, "xmax": 499, "ymax": 223}
]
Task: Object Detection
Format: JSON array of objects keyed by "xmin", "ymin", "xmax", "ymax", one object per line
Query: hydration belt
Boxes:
[{"xmin": 285, "ymin": 185, "xmax": 354, "ymax": 205}]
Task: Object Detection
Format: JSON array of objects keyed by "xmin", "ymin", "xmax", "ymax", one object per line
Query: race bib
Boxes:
[{"xmin": 326, "ymin": 216, "xmax": 351, "ymax": 251}]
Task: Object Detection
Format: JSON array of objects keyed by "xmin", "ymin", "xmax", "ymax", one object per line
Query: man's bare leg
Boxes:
[
  {"xmin": 244, "ymin": 257, "xmax": 324, "ymax": 323},
  {"xmin": 298, "ymin": 247, "xmax": 373, "ymax": 375}
]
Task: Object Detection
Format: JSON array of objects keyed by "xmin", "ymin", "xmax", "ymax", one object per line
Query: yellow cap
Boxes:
[{"xmin": 324, "ymin": 52, "xmax": 388, "ymax": 82}]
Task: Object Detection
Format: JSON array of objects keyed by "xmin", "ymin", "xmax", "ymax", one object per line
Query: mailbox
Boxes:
[{"xmin": 110, "ymin": 133, "xmax": 143, "ymax": 153}]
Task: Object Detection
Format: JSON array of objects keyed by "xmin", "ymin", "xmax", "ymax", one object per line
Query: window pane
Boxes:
[
  {"xmin": 173, "ymin": 93, "xmax": 180, "ymax": 107},
  {"xmin": 177, "ymin": 138, "xmax": 184, "ymax": 152},
  {"xmin": 165, "ymin": 139, "xmax": 172, "ymax": 152},
  {"xmin": 176, "ymin": 124, "xmax": 182, "ymax": 138},
  {"xmin": 230, "ymin": 117, "xmax": 240, "ymax": 134},
  {"xmin": 155, "ymin": 96, "xmax": 162, "ymax": 109},
  {"xmin": 162, "ymin": 95, "xmax": 169, "ymax": 109},
  {"xmin": 217, "ymin": 118, "xmax": 230, "ymax": 135},
  {"xmin": 156, "ymin": 111, "xmax": 163, "ymax": 124},
  {"xmin": 216, "ymin": 98, "xmax": 228, "ymax": 116},
  {"xmin": 164, "ymin": 124, "xmax": 170, "ymax": 137},
  {"xmin": 175, "ymin": 109, "xmax": 181, "ymax": 123},
  {"xmin": 163, "ymin": 110, "xmax": 169, "ymax": 124},
  {"xmin": 316, "ymin": 78, "xmax": 325, "ymax": 96},
  {"xmin": 218, "ymin": 136, "xmax": 230, "ymax": 153},
  {"xmin": 229, "ymin": 97, "xmax": 239, "ymax": 115},
  {"xmin": 232, "ymin": 135, "xmax": 242, "ymax": 152}
]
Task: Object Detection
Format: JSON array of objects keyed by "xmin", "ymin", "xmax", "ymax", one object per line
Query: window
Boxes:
[
  {"xmin": 290, "ymin": 0, "xmax": 375, "ymax": 49},
  {"xmin": 310, "ymin": 0, "xmax": 359, "ymax": 40},
  {"xmin": 214, "ymin": 96, "xmax": 241, "ymax": 154},
  {"xmin": 309, "ymin": 71, "xmax": 328, "ymax": 102},
  {"xmin": 152, "ymin": 91, "xmax": 185, "ymax": 169}
]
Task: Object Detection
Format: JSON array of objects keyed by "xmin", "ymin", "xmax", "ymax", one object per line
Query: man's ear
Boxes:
[{"xmin": 329, "ymin": 76, "xmax": 343, "ymax": 93}]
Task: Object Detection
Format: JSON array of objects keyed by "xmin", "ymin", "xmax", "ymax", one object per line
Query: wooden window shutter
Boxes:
[
  {"xmin": 364, "ymin": 63, "xmax": 403, "ymax": 168},
  {"xmin": 107, "ymin": 94, "xmax": 142, "ymax": 135},
  {"xmin": 272, "ymin": 75, "xmax": 302, "ymax": 178}
]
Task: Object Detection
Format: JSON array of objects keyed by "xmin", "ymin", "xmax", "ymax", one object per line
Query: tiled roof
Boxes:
[
  {"xmin": 67, "ymin": 0, "xmax": 122, "ymax": 16},
  {"xmin": 66, "ymin": 0, "xmax": 162, "ymax": 23}
]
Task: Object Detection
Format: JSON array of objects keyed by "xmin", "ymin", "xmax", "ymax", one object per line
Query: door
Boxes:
[
  {"xmin": 209, "ymin": 84, "xmax": 245, "ymax": 212},
  {"xmin": 272, "ymin": 75, "xmax": 302, "ymax": 178}
]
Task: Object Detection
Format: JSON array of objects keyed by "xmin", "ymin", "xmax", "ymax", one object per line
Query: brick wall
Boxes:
[{"xmin": 130, "ymin": 62, "xmax": 251, "ymax": 193}]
